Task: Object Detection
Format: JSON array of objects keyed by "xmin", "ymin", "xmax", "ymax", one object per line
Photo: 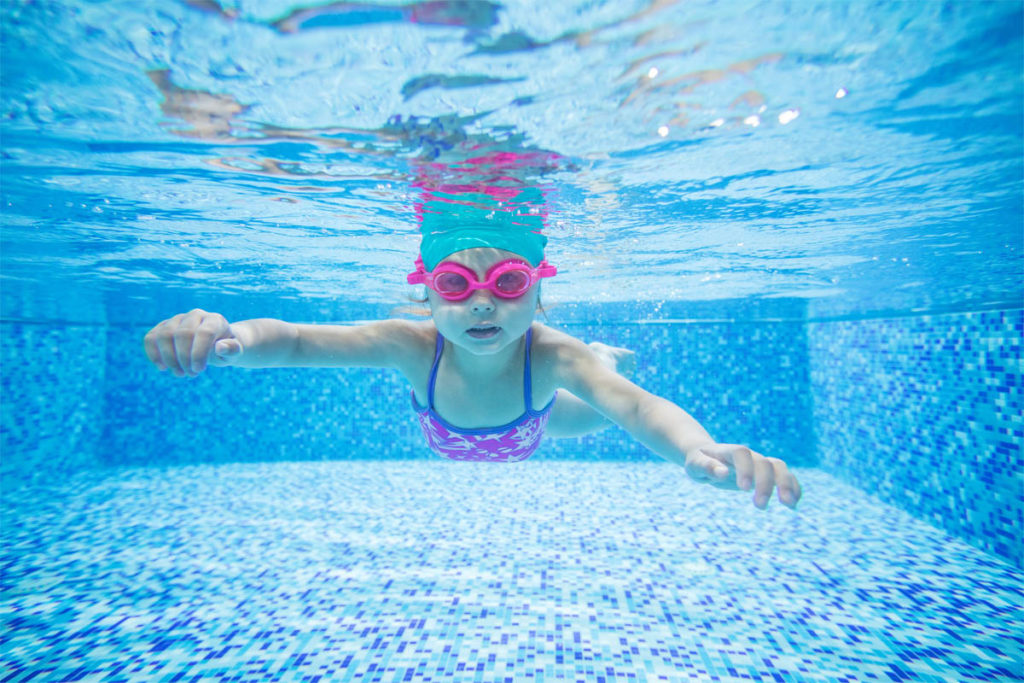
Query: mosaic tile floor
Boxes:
[{"xmin": 2, "ymin": 461, "xmax": 1021, "ymax": 682}]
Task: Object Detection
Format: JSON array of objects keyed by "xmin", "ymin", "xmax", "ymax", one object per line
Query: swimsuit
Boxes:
[{"xmin": 412, "ymin": 328, "xmax": 555, "ymax": 462}]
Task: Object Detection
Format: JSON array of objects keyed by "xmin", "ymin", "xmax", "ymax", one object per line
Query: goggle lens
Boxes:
[
  {"xmin": 407, "ymin": 257, "xmax": 556, "ymax": 301},
  {"xmin": 495, "ymin": 269, "xmax": 530, "ymax": 295},
  {"xmin": 434, "ymin": 271, "xmax": 470, "ymax": 296}
]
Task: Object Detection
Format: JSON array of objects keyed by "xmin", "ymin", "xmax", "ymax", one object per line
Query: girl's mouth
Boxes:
[{"xmin": 466, "ymin": 325, "xmax": 501, "ymax": 339}]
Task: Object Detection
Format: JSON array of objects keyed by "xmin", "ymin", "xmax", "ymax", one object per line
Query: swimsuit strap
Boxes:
[
  {"xmin": 426, "ymin": 328, "xmax": 535, "ymax": 411},
  {"xmin": 426, "ymin": 330, "xmax": 445, "ymax": 409},
  {"xmin": 523, "ymin": 327, "xmax": 535, "ymax": 411}
]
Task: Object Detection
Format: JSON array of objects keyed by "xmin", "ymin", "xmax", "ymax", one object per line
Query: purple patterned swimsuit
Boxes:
[{"xmin": 412, "ymin": 328, "xmax": 555, "ymax": 462}]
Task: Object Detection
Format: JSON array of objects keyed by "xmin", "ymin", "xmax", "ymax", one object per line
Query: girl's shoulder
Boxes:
[
  {"xmin": 530, "ymin": 321, "xmax": 576, "ymax": 346},
  {"xmin": 379, "ymin": 317, "xmax": 437, "ymax": 353},
  {"xmin": 529, "ymin": 323, "xmax": 637, "ymax": 396},
  {"xmin": 382, "ymin": 318, "xmax": 441, "ymax": 376},
  {"xmin": 384, "ymin": 317, "xmax": 436, "ymax": 339},
  {"xmin": 529, "ymin": 322, "xmax": 592, "ymax": 368},
  {"xmin": 529, "ymin": 323, "xmax": 612, "ymax": 397}
]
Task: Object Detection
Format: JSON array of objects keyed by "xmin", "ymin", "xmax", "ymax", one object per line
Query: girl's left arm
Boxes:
[{"xmin": 550, "ymin": 336, "xmax": 802, "ymax": 510}]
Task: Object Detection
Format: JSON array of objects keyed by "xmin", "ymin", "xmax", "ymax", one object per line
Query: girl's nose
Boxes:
[{"xmin": 469, "ymin": 290, "xmax": 495, "ymax": 314}]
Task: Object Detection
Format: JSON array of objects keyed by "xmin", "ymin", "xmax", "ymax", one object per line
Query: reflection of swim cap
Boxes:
[{"xmin": 418, "ymin": 187, "xmax": 547, "ymax": 269}]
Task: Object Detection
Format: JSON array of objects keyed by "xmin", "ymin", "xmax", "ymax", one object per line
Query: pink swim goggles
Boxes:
[{"xmin": 407, "ymin": 256, "xmax": 557, "ymax": 301}]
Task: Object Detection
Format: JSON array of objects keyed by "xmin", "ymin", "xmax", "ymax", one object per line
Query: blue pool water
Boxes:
[{"xmin": 1, "ymin": 1, "xmax": 1022, "ymax": 681}]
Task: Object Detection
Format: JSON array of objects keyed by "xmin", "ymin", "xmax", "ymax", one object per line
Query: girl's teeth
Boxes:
[{"xmin": 468, "ymin": 326, "xmax": 499, "ymax": 338}]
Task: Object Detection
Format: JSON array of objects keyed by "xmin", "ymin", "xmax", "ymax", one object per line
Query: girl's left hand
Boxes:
[{"xmin": 685, "ymin": 444, "xmax": 802, "ymax": 510}]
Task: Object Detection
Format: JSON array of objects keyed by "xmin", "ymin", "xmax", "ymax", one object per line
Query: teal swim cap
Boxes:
[{"xmin": 417, "ymin": 188, "xmax": 547, "ymax": 270}]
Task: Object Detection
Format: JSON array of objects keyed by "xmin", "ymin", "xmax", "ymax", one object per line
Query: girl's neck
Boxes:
[{"xmin": 445, "ymin": 333, "xmax": 525, "ymax": 380}]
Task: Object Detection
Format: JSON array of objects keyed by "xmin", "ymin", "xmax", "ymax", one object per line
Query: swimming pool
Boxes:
[{"xmin": 2, "ymin": 1, "xmax": 1021, "ymax": 681}]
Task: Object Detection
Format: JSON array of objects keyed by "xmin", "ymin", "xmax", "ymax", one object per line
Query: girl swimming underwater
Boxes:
[{"xmin": 143, "ymin": 191, "xmax": 801, "ymax": 510}]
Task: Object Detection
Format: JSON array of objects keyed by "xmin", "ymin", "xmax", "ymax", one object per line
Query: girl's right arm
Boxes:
[{"xmin": 143, "ymin": 308, "xmax": 422, "ymax": 377}]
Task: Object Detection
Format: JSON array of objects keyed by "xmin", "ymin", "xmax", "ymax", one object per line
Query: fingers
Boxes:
[
  {"xmin": 750, "ymin": 454, "xmax": 775, "ymax": 509},
  {"xmin": 142, "ymin": 309, "xmax": 232, "ymax": 378},
  {"xmin": 705, "ymin": 445, "xmax": 772, "ymax": 507},
  {"xmin": 697, "ymin": 444, "xmax": 801, "ymax": 510},
  {"xmin": 686, "ymin": 448, "xmax": 729, "ymax": 482},
  {"xmin": 172, "ymin": 310, "xmax": 204, "ymax": 376},
  {"xmin": 142, "ymin": 324, "xmax": 168, "ymax": 371},
  {"xmin": 772, "ymin": 459, "xmax": 802, "ymax": 509},
  {"xmin": 143, "ymin": 312, "xmax": 189, "ymax": 376},
  {"xmin": 188, "ymin": 314, "xmax": 230, "ymax": 374},
  {"xmin": 213, "ymin": 338, "xmax": 242, "ymax": 360}
]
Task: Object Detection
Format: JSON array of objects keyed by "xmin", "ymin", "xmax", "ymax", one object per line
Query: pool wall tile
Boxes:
[
  {"xmin": 807, "ymin": 309, "xmax": 1023, "ymax": 567},
  {"xmin": 93, "ymin": 320, "xmax": 815, "ymax": 468},
  {"xmin": 549, "ymin": 322, "xmax": 815, "ymax": 466},
  {"xmin": 3, "ymin": 309, "xmax": 1020, "ymax": 568},
  {"xmin": 0, "ymin": 323, "xmax": 105, "ymax": 487}
]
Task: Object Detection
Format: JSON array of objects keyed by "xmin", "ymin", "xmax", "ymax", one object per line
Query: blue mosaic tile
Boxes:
[
  {"xmin": 548, "ymin": 322, "xmax": 814, "ymax": 466},
  {"xmin": 2, "ymin": 463, "xmax": 1021, "ymax": 682},
  {"xmin": 808, "ymin": 309, "xmax": 1024, "ymax": 567},
  {"xmin": 92, "ymin": 320, "xmax": 814, "ymax": 469},
  {"xmin": 0, "ymin": 323, "xmax": 105, "ymax": 486},
  {"xmin": 2, "ymin": 307, "xmax": 1019, "ymax": 586}
]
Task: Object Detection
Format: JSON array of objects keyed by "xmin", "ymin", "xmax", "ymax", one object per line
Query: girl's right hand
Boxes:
[{"xmin": 143, "ymin": 309, "xmax": 243, "ymax": 377}]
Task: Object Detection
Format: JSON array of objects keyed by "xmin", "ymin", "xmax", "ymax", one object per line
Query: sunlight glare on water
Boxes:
[{"xmin": 0, "ymin": 0, "xmax": 1021, "ymax": 324}]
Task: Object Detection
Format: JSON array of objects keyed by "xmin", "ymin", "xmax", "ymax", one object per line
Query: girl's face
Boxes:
[{"xmin": 427, "ymin": 247, "xmax": 541, "ymax": 355}]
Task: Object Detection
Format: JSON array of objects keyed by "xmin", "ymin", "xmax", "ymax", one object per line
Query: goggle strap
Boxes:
[
  {"xmin": 406, "ymin": 255, "xmax": 428, "ymax": 285},
  {"xmin": 535, "ymin": 260, "xmax": 557, "ymax": 278}
]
